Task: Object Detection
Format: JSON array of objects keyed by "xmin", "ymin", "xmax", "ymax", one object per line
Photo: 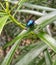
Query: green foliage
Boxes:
[
  {"xmin": 44, "ymin": 49, "xmax": 52, "ymax": 65},
  {"xmin": 0, "ymin": 15, "xmax": 8, "ymax": 34},
  {"xmin": 0, "ymin": 0, "xmax": 56, "ymax": 65},
  {"xmin": 37, "ymin": 32, "xmax": 56, "ymax": 52},
  {"xmin": 15, "ymin": 42, "xmax": 47, "ymax": 65}
]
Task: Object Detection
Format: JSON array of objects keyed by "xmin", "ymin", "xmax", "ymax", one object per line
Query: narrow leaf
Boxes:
[
  {"xmin": 15, "ymin": 42, "xmax": 47, "ymax": 65},
  {"xmin": 23, "ymin": 3, "xmax": 56, "ymax": 11},
  {"xmin": 0, "ymin": 12, "xmax": 7, "ymax": 16},
  {"xmin": 35, "ymin": 11, "xmax": 56, "ymax": 25},
  {"xmin": 1, "ymin": 30, "xmax": 28, "ymax": 65},
  {"xmin": 12, "ymin": 42, "xmax": 42, "ymax": 65},
  {"xmin": 34, "ymin": 11, "xmax": 56, "ymax": 33},
  {"xmin": 53, "ymin": 60, "xmax": 56, "ymax": 65},
  {"xmin": 37, "ymin": 32, "xmax": 56, "ymax": 52},
  {"xmin": 3, "ymin": 30, "xmax": 30, "ymax": 49},
  {"xmin": 0, "ymin": 16, "xmax": 8, "ymax": 34},
  {"xmin": 44, "ymin": 49, "xmax": 52, "ymax": 65},
  {"xmin": 13, "ymin": 0, "xmax": 27, "ymax": 16},
  {"xmin": 18, "ymin": 9, "xmax": 44, "ymax": 16}
]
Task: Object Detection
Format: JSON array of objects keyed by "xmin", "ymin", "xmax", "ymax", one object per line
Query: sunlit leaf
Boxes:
[
  {"xmin": 23, "ymin": 3, "xmax": 56, "ymax": 11},
  {"xmin": 18, "ymin": 9, "xmax": 44, "ymax": 16},
  {"xmin": 1, "ymin": 30, "xmax": 28, "ymax": 65},
  {"xmin": 12, "ymin": 42, "xmax": 42, "ymax": 65},
  {"xmin": 15, "ymin": 42, "xmax": 47, "ymax": 65},
  {"xmin": 0, "ymin": 15, "xmax": 8, "ymax": 34},
  {"xmin": 37, "ymin": 32, "xmax": 56, "ymax": 52},
  {"xmin": 35, "ymin": 11, "xmax": 56, "ymax": 26},
  {"xmin": 53, "ymin": 60, "xmax": 56, "ymax": 65},
  {"xmin": 0, "ymin": 12, "xmax": 7, "ymax": 16}
]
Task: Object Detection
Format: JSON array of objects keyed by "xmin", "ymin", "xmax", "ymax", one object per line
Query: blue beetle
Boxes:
[{"xmin": 26, "ymin": 20, "xmax": 34, "ymax": 27}]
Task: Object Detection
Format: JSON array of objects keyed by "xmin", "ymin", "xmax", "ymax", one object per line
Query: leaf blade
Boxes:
[
  {"xmin": 37, "ymin": 32, "xmax": 56, "ymax": 52},
  {"xmin": 0, "ymin": 15, "xmax": 8, "ymax": 34},
  {"xmin": 15, "ymin": 42, "xmax": 47, "ymax": 65}
]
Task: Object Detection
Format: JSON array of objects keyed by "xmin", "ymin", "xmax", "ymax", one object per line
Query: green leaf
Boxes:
[
  {"xmin": 53, "ymin": 60, "xmax": 56, "ymax": 65},
  {"xmin": 0, "ymin": 12, "xmax": 7, "ymax": 16},
  {"xmin": 12, "ymin": 42, "xmax": 41, "ymax": 65},
  {"xmin": 35, "ymin": 11, "xmax": 56, "ymax": 31},
  {"xmin": 15, "ymin": 42, "xmax": 47, "ymax": 65},
  {"xmin": 17, "ymin": 0, "xmax": 27, "ymax": 10},
  {"xmin": 18, "ymin": 9, "xmax": 44, "ymax": 16},
  {"xmin": 1, "ymin": 39, "xmax": 21, "ymax": 65},
  {"xmin": 23, "ymin": 3, "xmax": 56, "ymax": 11},
  {"xmin": 37, "ymin": 57, "xmax": 45, "ymax": 65},
  {"xmin": 34, "ymin": 11, "xmax": 56, "ymax": 42},
  {"xmin": 6, "ymin": 0, "xmax": 18, "ymax": 4},
  {"xmin": 3, "ymin": 30, "xmax": 30, "ymax": 49},
  {"xmin": 44, "ymin": 49, "xmax": 52, "ymax": 65},
  {"xmin": 4, "ymin": 11, "xmax": 56, "ymax": 49},
  {"xmin": 37, "ymin": 32, "xmax": 56, "ymax": 52},
  {"xmin": 1, "ymin": 30, "xmax": 28, "ymax": 65},
  {"xmin": 0, "ymin": 16, "xmax": 8, "ymax": 34},
  {"xmin": 13, "ymin": 0, "xmax": 27, "ymax": 16}
]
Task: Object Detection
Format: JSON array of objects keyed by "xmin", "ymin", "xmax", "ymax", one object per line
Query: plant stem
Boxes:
[
  {"xmin": 0, "ymin": 2, "xmax": 5, "ymax": 10},
  {"xmin": 9, "ymin": 13, "xmax": 26, "ymax": 29},
  {"xmin": 13, "ymin": 0, "xmax": 27, "ymax": 17},
  {"xmin": 5, "ymin": 0, "xmax": 9, "ymax": 12}
]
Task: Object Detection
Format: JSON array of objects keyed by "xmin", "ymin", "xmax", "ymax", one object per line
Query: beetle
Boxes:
[{"xmin": 26, "ymin": 20, "xmax": 34, "ymax": 27}]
